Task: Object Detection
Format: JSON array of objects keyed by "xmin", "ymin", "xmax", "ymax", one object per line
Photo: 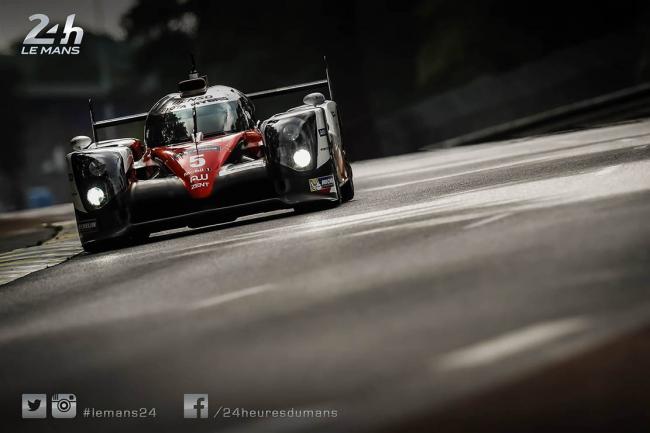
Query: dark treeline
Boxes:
[{"xmin": 2, "ymin": 0, "xmax": 650, "ymax": 208}]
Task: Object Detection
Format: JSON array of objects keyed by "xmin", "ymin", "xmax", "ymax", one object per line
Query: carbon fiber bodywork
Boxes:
[
  {"xmin": 69, "ymin": 76, "xmax": 352, "ymax": 251},
  {"xmin": 73, "ymin": 156, "xmax": 340, "ymax": 247}
]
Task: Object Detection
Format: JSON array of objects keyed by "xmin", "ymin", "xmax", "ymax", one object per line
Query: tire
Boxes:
[
  {"xmin": 340, "ymin": 161, "xmax": 354, "ymax": 202},
  {"xmin": 130, "ymin": 229, "xmax": 150, "ymax": 244},
  {"xmin": 331, "ymin": 159, "xmax": 344, "ymax": 206},
  {"xmin": 81, "ymin": 229, "xmax": 149, "ymax": 253},
  {"xmin": 82, "ymin": 238, "xmax": 117, "ymax": 253}
]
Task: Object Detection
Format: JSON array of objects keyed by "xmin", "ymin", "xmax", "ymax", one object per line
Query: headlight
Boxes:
[
  {"xmin": 74, "ymin": 154, "xmax": 110, "ymax": 179},
  {"xmin": 282, "ymin": 123, "xmax": 301, "ymax": 141},
  {"xmin": 87, "ymin": 159, "xmax": 106, "ymax": 176},
  {"xmin": 86, "ymin": 187, "xmax": 106, "ymax": 208},
  {"xmin": 71, "ymin": 152, "xmax": 125, "ymax": 211},
  {"xmin": 265, "ymin": 112, "xmax": 317, "ymax": 171},
  {"xmin": 292, "ymin": 149, "xmax": 311, "ymax": 168}
]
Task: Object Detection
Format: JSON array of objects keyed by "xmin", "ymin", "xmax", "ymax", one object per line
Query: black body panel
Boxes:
[{"xmin": 75, "ymin": 158, "xmax": 338, "ymax": 247}]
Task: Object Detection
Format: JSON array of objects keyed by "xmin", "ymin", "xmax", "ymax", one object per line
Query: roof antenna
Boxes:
[
  {"xmin": 189, "ymin": 53, "xmax": 199, "ymax": 79},
  {"xmin": 179, "ymin": 53, "xmax": 208, "ymax": 97}
]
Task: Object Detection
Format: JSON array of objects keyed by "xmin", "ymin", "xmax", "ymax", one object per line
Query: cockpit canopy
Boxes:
[{"xmin": 144, "ymin": 85, "xmax": 255, "ymax": 148}]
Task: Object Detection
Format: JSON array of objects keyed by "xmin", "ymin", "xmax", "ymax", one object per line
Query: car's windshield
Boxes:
[{"xmin": 145, "ymin": 101, "xmax": 248, "ymax": 147}]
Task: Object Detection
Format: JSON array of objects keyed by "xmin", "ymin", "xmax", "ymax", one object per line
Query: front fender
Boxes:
[
  {"xmin": 262, "ymin": 105, "xmax": 339, "ymax": 203},
  {"xmin": 67, "ymin": 146, "xmax": 134, "ymax": 244},
  {"xmin": 67, "ymin": 146, "xmax": 133, "ymax": 213}
]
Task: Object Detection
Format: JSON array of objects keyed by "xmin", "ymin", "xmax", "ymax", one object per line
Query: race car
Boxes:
[{"xmin": 66, "ymin": 61, "xmax": 354, "ymax": 252}]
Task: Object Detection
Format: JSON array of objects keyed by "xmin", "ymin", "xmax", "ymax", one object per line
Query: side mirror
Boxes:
[
  {"xmin": 303, "ymin": 92, "xmax": 325, "ymax": 107},
  {"xmin": 70, "ymin": 135, "xmax": 92, "ymax": 151},
  {"xmin": 192, "ymin": 131, "xmax": 203, "ymax": 143},
  {"xmin": 242, "ymin": 130, "xmax": 264, "ymax": 156},
  {"xmin": 244, "ymin": 130, "xmax": 263, "ymax": 144},
  {"xmin": 130, "ymin": 139, "xmax": 146, "ymax": 161}
]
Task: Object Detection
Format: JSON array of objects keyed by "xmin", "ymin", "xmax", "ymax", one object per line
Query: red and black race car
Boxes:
[{"xmin": 66, "ymin": 62, "xmax": 354, "ymax": 252}]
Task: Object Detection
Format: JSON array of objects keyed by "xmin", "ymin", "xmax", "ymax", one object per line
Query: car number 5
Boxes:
[{"xmin": 190, "ymin": 154, "xmax": 206, "ymax": 167}]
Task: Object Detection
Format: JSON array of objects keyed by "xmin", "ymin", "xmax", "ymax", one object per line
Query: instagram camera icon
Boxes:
[{"xmin": 51, "ymin": 394, "xmax": 77, "ymax": 418}]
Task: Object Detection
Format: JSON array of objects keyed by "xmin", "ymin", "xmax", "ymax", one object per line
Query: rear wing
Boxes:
[
  {"xmin": 244, "ymin": 56, "xmax": 335, "ymax": 101},
  {"xmin": 88, "ymin": 105, "xmax": 147, "ymax": 142},
  {"xmin": 89, "ymin": 57, "xmax": 334, "ymax": 142}
]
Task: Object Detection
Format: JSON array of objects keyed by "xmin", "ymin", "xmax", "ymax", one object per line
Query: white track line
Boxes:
[
  {"xmin": 463, "ymin": 212, "xmax": 513, "ymax": 229},
  {"xmin": 349, "ymin": 212, "xmax": 488, "ymax": 237},
  {"xmin": 359, "ymin": 129, "xmax": 650, "ymax": 180},
  {"xmin": 436, "ymin": 317, "xmax": 590, "ymax": 371},
  {"xmin": 174, "ymin": 159, "xmax": 650, "ymax": 257},
  {"xmin": 360, "ymin": 137, "xmax": 645, "ymax": 192},
  {"xmin": 595, "ymin": 164, "xmax": 621, "ymax": 176},
  {"xmin": 360, "ymin": 166, "xmax": 514, "ymax": 193},
  {"xmin": 189, "ymin": 284, "xmax": 277, "ymax": 310}
]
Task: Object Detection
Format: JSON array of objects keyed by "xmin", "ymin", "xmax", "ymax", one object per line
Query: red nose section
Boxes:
[{"xmin": 152, "ymin": 132, "xmax": 244, "ymax": 199}]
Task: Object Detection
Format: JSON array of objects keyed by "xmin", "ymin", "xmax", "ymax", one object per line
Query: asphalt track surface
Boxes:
[{"xmin": 1, "ymin": 120, "xmax": 650, "ymax": 432}]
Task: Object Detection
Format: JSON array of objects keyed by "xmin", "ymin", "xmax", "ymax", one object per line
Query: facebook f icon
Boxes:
[{"xmin": 184, "ymin": 394, "xmax": 208, "ymax": 418}]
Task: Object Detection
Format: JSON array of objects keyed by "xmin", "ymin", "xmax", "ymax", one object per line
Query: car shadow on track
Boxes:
[{"xmin": 141, "ymin": 209, "xmax": 296, "ymax": 246}]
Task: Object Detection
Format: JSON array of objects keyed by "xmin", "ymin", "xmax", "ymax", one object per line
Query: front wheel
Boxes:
[
  {"xmin": 340, "ymin": 161, "xmax": 354, "ymax": 202},
  {"xmin": 82, "ymin": 238, "xmax": 123, "ymax": 253},
  {"xmin": 81, "ymin": 229, "xmax": 149, "ymax": 253}
]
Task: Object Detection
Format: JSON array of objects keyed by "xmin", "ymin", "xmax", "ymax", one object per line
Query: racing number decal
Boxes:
[
  {"xmin": 190, "ymin": 154, "xmax": 206, "ymax": 167},
  {"xmin": 188, "ymin": 154, "xmax": 209, "ymax": 191}
]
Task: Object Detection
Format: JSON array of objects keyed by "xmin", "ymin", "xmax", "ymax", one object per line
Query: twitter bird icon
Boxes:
[{"xmin": 22, "ymin": 394, "xmax": 46, "ymax": 418}]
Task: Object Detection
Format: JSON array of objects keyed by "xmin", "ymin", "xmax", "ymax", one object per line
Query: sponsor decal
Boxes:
[
  {"xmin": 318, "ymin": 128, "xmax": 327, "ymax": 137},
  {"xmin": 78, "ymin": 220, "xmax": 97, "ymax": 232},
  {"xmin": 21, "ymin": 14, "xmax": 83, "ymax": 55},
  {"xmin": 190, "ymin": 174, "xmax": 208, "ymax": 182},
  {"xmin": 183, "ymin": 168, "xmax": 211, "ymax": 177},
  {"xmin": 200, "ymin": 145, "xmax": 222, "ymax": 152},
  {"xmin": 160, "ymin": 96, "xmax": 229, "ymax": 113},
  {"xmin": 174, "ymin": 147, "xmax": 221, "ymax": 160},
  {"xmin": 191, "ymin": 182, "xmax": 210, "ymax": 190},
  {"xmin": 309, "ymin": 175, "xmax": 335, "ymax": 192}
]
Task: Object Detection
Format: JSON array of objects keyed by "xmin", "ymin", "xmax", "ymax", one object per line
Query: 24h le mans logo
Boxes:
[{"xmin": 21, "ymin": 14, "xmax": 83, "ymax": 55}]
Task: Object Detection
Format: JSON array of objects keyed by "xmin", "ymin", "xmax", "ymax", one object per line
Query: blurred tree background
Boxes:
[{"xmin": 2, "ymin": 0, "xmax": 650, "ymax": 209}]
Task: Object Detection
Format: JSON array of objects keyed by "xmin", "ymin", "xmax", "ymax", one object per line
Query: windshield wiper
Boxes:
[{"xmin": 191, "ymin": 104, "xmax": 200, "ymax": 152}]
